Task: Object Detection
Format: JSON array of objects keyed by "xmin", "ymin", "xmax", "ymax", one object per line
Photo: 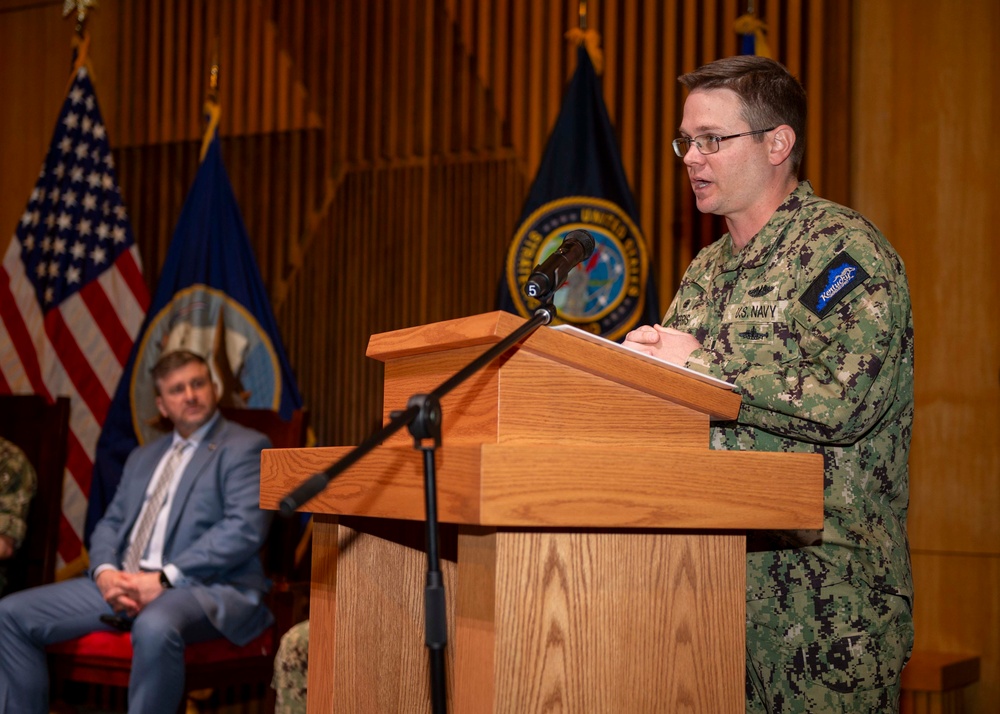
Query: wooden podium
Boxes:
[{"xmin": 260, "ymin": 311, "xmax": 823, "ymax": 713}]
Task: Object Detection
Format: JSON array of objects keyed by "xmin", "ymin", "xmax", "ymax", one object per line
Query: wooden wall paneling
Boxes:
[
  {"xmin": 802, "ymin": 0, "xmax": 822, "ymax": 196},
  {"xmin": 201, "ymin": 0, "xmax": 219, "ymax": 136},
  {"xmin": 508, "ymin": 0, "xmax": 527, "ymax": 168},
  {"xmin": 911, "ymin": 553, "xmax": 1000, "ymax": 708},
  {"xmin": 129, "ymin": 0, "xmax": 150, "ymax": 146},
  {"xmin": 383, "ymin": 0, "xmax": 402, "ymax": 159},
  {"xmin": 545, "ymin": 1, "xmax": 564, "ymax": 143},
  {"xmin": 818, "ymin": 0, "xmax": 850, "ymax": 207},
  {"xmin": 0, "ymin": 5, "xmax": 67, "ymax": 247},
  {"xmin": 459, "ymin": 2, "xmax": 476, "ymax": 153},
  {"xmin": 350, "ymin": 0, "xmax": 369, "ymax": 164},
  {"xmin": 637, "ymin": 0, "xmax": 658, "ymax": 288},
  {"xmin": 183, "ymin": 0, "xmax": 203, "ymax": 142},
  {"xmin": 325, "ymin": 1, "xmax": 346, "ymax": 166},
  {"xmin": 601, "ymin": 0, "xmax": 619, "ymax": 126},
  {"xmin": 525, "ymin": 0, "xmax": 544, "ymax": 172},
  {"xmin": 267, "ymin": 133, "xmax": 284, "ymax": 292},
  {"xmin": 146, "ymin": 0, "xmax": 163, "ymax": 144},
  {"xmin": 247, "ymin": 0, "xmax": 266, "ymax": 135},
  {"xmin": 473, "ymin": 1, "xmax": 492, "ymax": 153},
  {"xmin": 396, "ymin": 0, "xmax": 414, "ymax": 160},
  {"xmin": 677, "ymin": 0, "xmax": 698, "ymax": 276},
  {"xmin": 853, "ymin": 1, "xmax": 999, "ymax": 710},
  {"xmin": 278, "ymin": 129, "xmax": 301, "ymax": 303},
  {"xmin": 701, "ymin": 0, "xmax": 718, "ymax": 65},
  {"xmin": 436, "ymin": 0, "xmax": 454, "ymax": 156},
  {"xmin": 266, "ymin": 12, "xmax": 282, "ymax": 132},
  {"xmin": 162, "ymin": 0, "xmax": 177, "ymax": 142},
  {"xmin": 657, "ymin": 3, "xmax": 679, "ymax": 304},
  {"xmin": 720, "ymin": 0, "xmax": 738, "ymax": 58},
  {"xmin": 853, "ymin": 0, "xmax": 1000, "ymax": 553},
  {"xmin": 490, "ymin": 0, "xmax": 510, "ymax": 143},
  {"xmin": 618, "ymin": 0, "xmax": 637, "ymax": 186},
  {"xmin": 784, "ymin": 0, "xmax": 802, "ymax": 82},
  {"xmin": 370, "ymin": 0, "xmax": 388, "ymax": 161},
  {"xmin": 764, "ymin": 0, "xmax": 780, "ymax": 61}
]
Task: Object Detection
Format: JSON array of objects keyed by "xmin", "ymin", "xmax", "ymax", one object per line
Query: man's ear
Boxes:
[
  {"xmin": 155, "ymin": 395, "xmax": 168, "ymax": 419},
  {"xmin": 769, "ymin": 125, "xmax": 796, "ymax": 166}
]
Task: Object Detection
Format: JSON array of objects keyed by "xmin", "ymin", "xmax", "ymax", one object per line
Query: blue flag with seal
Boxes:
[
  {"xmin": 735, "ymin": 6, "xmax": 772, "ymax": 58},
  {"xmin": 87, "ymin": 112, "xmax": 303, "ymax": 539},
  {"xmin": 497, "ymin": 44, "xmax": 658, "ymax": 340}
]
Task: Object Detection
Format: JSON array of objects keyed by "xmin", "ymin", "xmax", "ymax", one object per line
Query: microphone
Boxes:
[{"xmin": 524, "ymin": 229, "xmax": 597, "ymax": 300}]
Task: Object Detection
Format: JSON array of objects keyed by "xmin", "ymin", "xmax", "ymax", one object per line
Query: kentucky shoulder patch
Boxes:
[{"xmin": 799, "ymin": 251, "xmax": 870, "ymax": 319}]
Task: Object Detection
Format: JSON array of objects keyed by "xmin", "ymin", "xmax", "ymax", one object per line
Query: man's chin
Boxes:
[{"xmin": 177, "ymin": 409, "xmax": 213, "ymax": 433}]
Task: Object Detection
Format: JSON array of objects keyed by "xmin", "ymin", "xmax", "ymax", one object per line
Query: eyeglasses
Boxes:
[{"xmin": 671, "ymin": 127, "xmax": 776, "ymax": 157}]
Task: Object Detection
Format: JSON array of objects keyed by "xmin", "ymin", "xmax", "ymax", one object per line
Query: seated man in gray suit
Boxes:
[{"xmin": 0, "ymin": 349, "xmax": 273, "ymax": 714}]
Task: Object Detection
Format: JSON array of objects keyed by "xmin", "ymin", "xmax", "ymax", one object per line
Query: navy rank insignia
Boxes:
[{"xmin": 504, "ymin": 196, "xmax": 650, "ymax": 340}]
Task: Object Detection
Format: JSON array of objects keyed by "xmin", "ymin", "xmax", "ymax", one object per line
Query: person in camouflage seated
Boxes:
[
  {"xmin": 0, "ymin": 437, "xmax": 37, "ymax": 595},
  {"xmin": 623, "ymin": 55, "xmax": 913, "ymax": 712},
  {"xmin": 273, "ymin": 619, "xmax": 309, "ymax": 713}
]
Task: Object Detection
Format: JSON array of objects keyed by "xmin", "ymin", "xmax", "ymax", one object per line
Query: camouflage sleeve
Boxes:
[
  {"xmin": 673, "ymin": 232, "xmax": 911, "ymax": 444},
  {"xmin": 272, "ymin": 619, "xmax": 309, "ymax": 714},
  {"xmin": 0, "ymin": 441, "xmax": 38, "ymax": 549}
]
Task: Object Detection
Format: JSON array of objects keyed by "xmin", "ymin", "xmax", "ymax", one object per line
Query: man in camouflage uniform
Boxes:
[
  {"xmin": 0, "ymin": 437, "xmax": 37, "ymax": 595},
  {"xmin": 272, "ymin": 619, "xmax": 309, "ymax": 714},
  {"xmin": 624, "ymin": 56, "xmax": 913, "ymax": 712}
]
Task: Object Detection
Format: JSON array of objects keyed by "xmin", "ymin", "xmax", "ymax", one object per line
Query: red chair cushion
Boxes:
[{"xmin": 47, "ymin": 627, "xmax": 274, "ymax": 664}]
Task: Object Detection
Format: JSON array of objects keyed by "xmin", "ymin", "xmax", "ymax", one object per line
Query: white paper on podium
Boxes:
[{"xmin": 550, "ymin": 324, "xmax": 738, "ymax": 392}]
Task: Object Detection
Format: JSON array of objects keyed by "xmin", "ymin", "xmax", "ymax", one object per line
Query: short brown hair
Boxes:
[
  {"xmin": 151, "ymin": 349, "xmax": 208, "ymax": 394},
  {"xmin": 679, "ymin": 56, "xmax": 806, "ymax": 174}
]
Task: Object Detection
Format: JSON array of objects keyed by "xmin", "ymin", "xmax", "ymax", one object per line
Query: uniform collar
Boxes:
[{"xmin": 724, "ymin": 180, "xmax": 814, "ymax": 271}]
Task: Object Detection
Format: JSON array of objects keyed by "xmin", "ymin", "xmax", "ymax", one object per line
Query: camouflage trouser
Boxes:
[
  {"xmin": 273, "ymin": 619, "xmax": 309, "ymax": 714},
  {"xmin": 745, "ymin": 581, "xmax": 913, "ymax": 713}
]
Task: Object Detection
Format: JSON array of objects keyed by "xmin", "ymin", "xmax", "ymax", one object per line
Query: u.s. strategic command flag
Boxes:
[
  {"xmin": 87, "ymin": 128, "xmax": 304, "ymax": 538},
  {"xmin": 0, "ymin": 66, "xmax": 149, "ymax": 573},
  {"xmin": 735, "ymin": 11, "xmax": 773, "ymax": 58},
  {"xmin": 497, "ymin": 45, "xmax": 658, "ymax": 340}
]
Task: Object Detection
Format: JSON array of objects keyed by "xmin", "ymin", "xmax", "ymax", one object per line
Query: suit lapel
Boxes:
[
  {"xmin": 123, "ymin": 438, "xmax": 173, "ymax": 531},
  {"xmin": 163, "ymin": 416, "xmax": 227, "ymax": 548}
]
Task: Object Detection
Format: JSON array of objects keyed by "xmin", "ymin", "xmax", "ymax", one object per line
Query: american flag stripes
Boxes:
[{"xmin": 0, "ymin": 66, "xmax": 149, "ymax": 573}]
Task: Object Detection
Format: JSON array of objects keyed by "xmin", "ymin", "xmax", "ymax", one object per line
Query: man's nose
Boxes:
[{"xmin": 682, "ymin": 145, "xmax": 703, "ymax": 168}]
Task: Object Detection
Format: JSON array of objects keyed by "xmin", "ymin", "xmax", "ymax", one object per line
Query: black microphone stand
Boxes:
[{"xmin": 279, "ymin": 303, "xmax": 558, "ymax": 714}]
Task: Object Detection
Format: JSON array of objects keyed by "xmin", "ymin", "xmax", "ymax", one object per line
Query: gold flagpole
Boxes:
[
  {"xmin": 200, "ymin": 42, "xmax": 222, "ymax": 162},
  {"xmin": 566, "ymin": 0, "xmax": 603, "ymax": 73},
  {"xmin": 62, "ymin": 0, "xmax": 97, "ymax": 86}
]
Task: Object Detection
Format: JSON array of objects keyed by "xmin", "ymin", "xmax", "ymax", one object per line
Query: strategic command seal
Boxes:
[{"xmin": 505, "ymin": 196, "xmax": 649, "ymax": 340}]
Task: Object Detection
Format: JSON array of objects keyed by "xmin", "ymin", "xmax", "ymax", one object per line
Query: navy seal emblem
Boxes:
[{"xmin": 129, "ymin": 284, "xmax": 281, "ymax": 444}]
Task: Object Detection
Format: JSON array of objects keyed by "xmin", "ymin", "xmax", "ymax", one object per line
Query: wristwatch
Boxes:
[{"xmin": 158, "ymin": 570, "xmax": 173, "ymax": 589}]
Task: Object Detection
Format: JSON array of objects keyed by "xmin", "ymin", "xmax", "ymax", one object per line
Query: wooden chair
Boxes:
[
  {"xmin": 0, "ymin": 394, "xmax": 71, "ymax": 594},
  {"xmin": 47, "ymin": 407, "xmax": 310, "ymax": 712}
]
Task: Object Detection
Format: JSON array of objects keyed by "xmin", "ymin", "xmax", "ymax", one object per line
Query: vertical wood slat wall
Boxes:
[
  {"xmin": 1, "ymin": 0, "xmax": 849, "ymax": 448},
  {"xmin": 852, "ymin": 1, "xmax": 1000, "ymax": 708}
]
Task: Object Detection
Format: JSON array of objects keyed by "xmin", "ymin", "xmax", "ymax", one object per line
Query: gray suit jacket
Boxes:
[{"xmin": 88, "ymin": 415, "xmax": 273, "ymax": 645}]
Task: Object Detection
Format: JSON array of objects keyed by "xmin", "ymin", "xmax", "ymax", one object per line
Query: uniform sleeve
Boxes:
[
  {"xmin": 681, "ymin": 233, "xmax": 912, "ymax": 444},
  {"xmin": 88, "ymin": 445, "xmax": 148, "ymax": 572},
  {"xmin": 0, "ymin": 445, "xmax": 37, "ymax": 549}
]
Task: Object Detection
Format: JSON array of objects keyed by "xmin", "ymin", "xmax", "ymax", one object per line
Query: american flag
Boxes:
[{"xmin": 0, "ymin": 66, "xmax": 149, "ymax": 573}]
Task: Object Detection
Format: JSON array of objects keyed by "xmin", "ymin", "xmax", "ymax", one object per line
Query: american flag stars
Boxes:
[{"xmin": 15, "ymin": 67, "xmax": 133, "ymax": 308}]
